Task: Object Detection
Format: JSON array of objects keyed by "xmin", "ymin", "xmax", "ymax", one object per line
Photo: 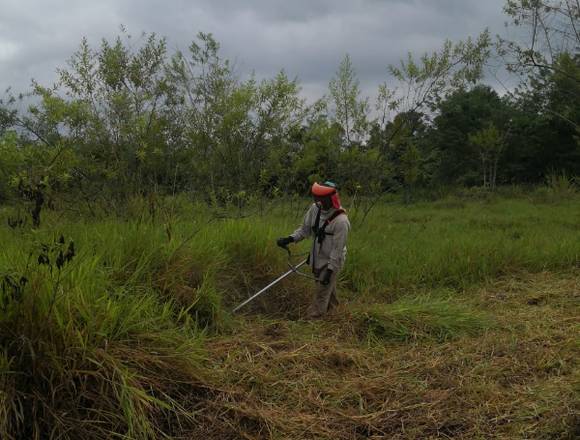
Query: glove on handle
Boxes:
[{"xmin": 276, "ymin": 236, "xmax": 294, "ymax": 248}]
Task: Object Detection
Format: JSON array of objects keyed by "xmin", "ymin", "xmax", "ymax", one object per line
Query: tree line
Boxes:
[{"xmin": 0, "ymin": 0, "xmax": 578, "ymax": 219}]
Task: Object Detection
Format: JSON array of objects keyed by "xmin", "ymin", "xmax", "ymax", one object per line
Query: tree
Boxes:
[
  {"xmin": 504, "ymin": 52, "xmax": 580, "ymax": 180},
  {"xmin": 166, "ymin": 32, "xmax": 239, "ymax": 196},
  {"xmin": 430, "ymin": 85, "xmax": 510, "ymax": 185},
  {"xmin": 249, "ymin": 71, "xmax": 306, "ymax": 195},
  {"xmin": 0, "ymin": 130, "xmax": 21, "ymax": 203},
  {"xmin": 328, "ymin": 54, "xmax": 369, "ymax": 147},
  {"xmin": 0, "ymin": 126, "xmax": 78, "ymax": 225},
  {"xmin": 368, "ymin": 31, "xmax": 492, "ymax": 197},
  {"xmin": 500, "ymin": 1, "xmax": 580, "ymax": 81},
  {"xmin": 293, "ymin": 118, "xmax": 342, "ymax": 187},
  {"xmin": 469, "ymin": 123, "xmax": 506, "ymax": 190},
  {"xmin": 167, "ymin": 34, "xmax": 306, "ymax": 199},
  {"xmin": 53, "ymin": 31, "xmax": 173, "ymax": 201},
  {"xmin": 382, "ymin": 111, "xmax": 431, "ymax": 200},
  {"xmin": 387, "ymin": 30, "xmax": 491, "ymax": 117}
]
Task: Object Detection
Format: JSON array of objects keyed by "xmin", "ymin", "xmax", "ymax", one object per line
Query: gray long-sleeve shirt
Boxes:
[{"xmin": 290, "ymin": 203, "xmax": 350, "ymax": 271}]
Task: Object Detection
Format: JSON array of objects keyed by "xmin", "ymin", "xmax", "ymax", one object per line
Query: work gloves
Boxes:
[
  {"xmin": 276, "ymin": 236, "xmax": 294, "ymax": 248},
  {"xmin": 321, "ymin": 268, "xmax": 333, "ymax": 286}
]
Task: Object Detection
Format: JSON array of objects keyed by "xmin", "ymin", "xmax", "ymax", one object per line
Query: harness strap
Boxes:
[{"xmin": 309, "ymin": 205, "xmax": 322, "ymax": 270}]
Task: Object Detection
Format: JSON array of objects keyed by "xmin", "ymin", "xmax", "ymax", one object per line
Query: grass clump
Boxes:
[
  {"xmin": 353, "ymin": 296, "xmax": 493, "ymax": 343},
  {"xmin": 0, "ymin": 231, "xmax": 207, "ymax": 439}
]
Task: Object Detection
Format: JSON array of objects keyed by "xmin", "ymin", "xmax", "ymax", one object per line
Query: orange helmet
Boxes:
[
  {"xmin": 311, "ymin": 182, "xmax": 336, "ymax": 197},
  {"xmin": 311, "ymin": 181, "xmax": 342, "ymax": 209}
]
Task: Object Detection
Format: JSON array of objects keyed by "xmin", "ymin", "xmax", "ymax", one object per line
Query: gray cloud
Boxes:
[{"xmin": 1, "ymin": 0, "xmax": 511, "ymax": 103}]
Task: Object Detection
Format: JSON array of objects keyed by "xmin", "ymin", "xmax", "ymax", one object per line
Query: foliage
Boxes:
[
  {"xmin": 429, "ymin": 85, "xmax": 511, "ymax": 185},
  {"xmin": 0, "ymin": 225, "xmax": 206, "ymax": 439},
  {"xmin": 328, "ymin": 54, "xmax": 369, "ymax": 147},
  {"xmin": 468, "ymin": 123, "xmax": 506, "ymax": 189},
  {"xmin": 503, "ymin": 53, "xmax": 580, "ymax": 181},
  {"xmin": 0, "ymin": 18, "xmax": 577, "ymax": 210},
  {"xmin": 500, "ymin": 0, "xmax": 580, "ymax": 79},
  {"xmin": 388, "ymin": 30, "xmax": 491, "ymax": 115}
]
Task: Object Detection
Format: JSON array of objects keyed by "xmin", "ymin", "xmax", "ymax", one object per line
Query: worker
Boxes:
[{"xmin": 277, "ymin": 181, "xmax": 351, "ymax": 318}]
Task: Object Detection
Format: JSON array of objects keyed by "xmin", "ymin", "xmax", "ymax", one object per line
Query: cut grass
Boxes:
[{"xmin": 200, "ymin": 270, "xmax": 579, "ymax": 439}]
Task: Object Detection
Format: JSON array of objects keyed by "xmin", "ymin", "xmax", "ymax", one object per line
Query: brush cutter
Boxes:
[{"xmin": 232, "ymin": 246, "xmax": 316, "ymax": 313}]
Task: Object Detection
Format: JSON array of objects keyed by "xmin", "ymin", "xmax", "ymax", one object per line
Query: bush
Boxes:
[{"xmin": 532, "ymin": 172, "xmax": 577, "ymax": 203}]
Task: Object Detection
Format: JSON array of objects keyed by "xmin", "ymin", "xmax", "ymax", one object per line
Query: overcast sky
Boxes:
[{"xmin": 0, "ymin": 0, "xmax": 515, "ymax": 103}]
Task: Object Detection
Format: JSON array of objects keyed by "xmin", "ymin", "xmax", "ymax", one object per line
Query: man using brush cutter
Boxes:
[{"xmin": 277, "ymin": 181, "xmax": 350, "ymax": 319}]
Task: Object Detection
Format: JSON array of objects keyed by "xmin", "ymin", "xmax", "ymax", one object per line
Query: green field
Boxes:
[{"xmin": 0, "ymin": 194, "xmax": 578, "ymax": 439}]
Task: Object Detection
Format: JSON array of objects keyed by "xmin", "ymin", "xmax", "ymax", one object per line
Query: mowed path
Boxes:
[{"xmin": 195, "ymin": 270, "xmax": 579, "ymax": 439}]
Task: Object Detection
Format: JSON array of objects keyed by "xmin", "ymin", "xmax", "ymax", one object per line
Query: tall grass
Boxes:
[
  {"xmin": 340, "ymin": 198, "xmax": 580, "ymax": 294},
  {"xmin": 0, "ymin": 194, "xmax": 578, "ymax": 438},
  {"xmin": 0, "ymin": 223, "xmax": 207, "ymax": 438}
]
